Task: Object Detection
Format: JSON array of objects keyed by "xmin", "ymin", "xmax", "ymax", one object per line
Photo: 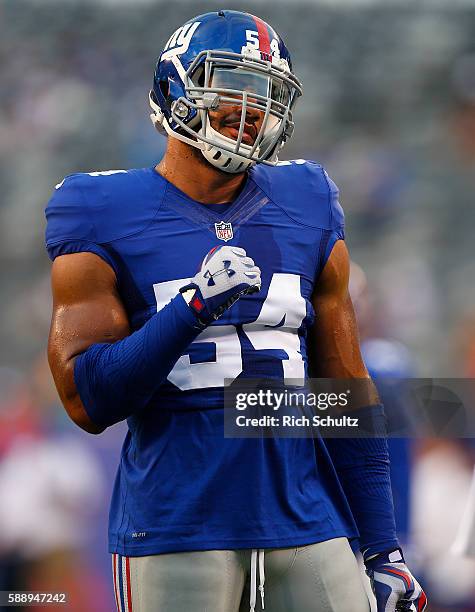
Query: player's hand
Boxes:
[
  {"xmin": 180, "ymin": 245, "xmax": 261, "ymax": 328},
  {"xmin": 365, "ymin": 549, "xmax": 427, "ymax": 612}
]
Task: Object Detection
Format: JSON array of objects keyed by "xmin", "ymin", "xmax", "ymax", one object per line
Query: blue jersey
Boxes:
[{"xmin": 45, "ymin": 160, "xmax": 358, "ymax": 556}]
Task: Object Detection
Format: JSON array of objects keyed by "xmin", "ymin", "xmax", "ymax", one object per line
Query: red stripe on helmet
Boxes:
[{"xmin": 251, "ymin": 15, "xmax": 271, "ymax": 55}]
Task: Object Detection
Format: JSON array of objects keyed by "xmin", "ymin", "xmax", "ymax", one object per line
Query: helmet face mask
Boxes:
[{"xmin": 150, "ymin": 11, "xmax": 302, "ymax": 173}]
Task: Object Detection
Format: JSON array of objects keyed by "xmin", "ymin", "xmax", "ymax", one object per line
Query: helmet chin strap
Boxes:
[
  {"xmin": 150, "ymin": 93, "xmax": 259, "ymax": 174},
  {"xmin": 199, "ymin": 116, "xmax": 257, "ymax": 174}
]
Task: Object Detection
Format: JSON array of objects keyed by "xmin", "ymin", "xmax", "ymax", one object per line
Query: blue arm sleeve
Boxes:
[
  {"xmin": 74, "ymin": 294, "xmax": 201, "ymax": 428},
  {"xmin": 324, "ymin": 405, "xmax": 400, "ymax": 559}
]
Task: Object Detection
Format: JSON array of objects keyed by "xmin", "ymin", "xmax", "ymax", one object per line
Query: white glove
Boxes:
[
  {"xmin": 365, "ymin": 549, "xmax": 427, "ymax": 612},
  {"xmin": 180, "ymin": 245, "xmax": 261, "ymax": 328}
]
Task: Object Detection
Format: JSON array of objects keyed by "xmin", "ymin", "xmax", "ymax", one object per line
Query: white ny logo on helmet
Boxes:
[{"xmin": 161, "ymin": 22, "xmax": 201, "ymax": 60}]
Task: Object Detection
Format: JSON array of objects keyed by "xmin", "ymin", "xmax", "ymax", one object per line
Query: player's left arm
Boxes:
[
  {"xmin": 308, "ymin": 239, "xmax": 373, "ymax": 382},
  {"xmin": 309, "ymin": 240, "xmax": 427, "ymax": 612}
]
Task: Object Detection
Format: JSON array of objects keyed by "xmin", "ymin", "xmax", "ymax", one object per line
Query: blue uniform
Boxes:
[{"xmin": 45, "ymin": 160, "xmax": 358, "ymax": 556}]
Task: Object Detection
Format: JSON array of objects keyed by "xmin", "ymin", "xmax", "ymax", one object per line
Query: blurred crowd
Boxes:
[{"xmin": 1, "ymin": 0, "xmax": 475, "ymax": 610}]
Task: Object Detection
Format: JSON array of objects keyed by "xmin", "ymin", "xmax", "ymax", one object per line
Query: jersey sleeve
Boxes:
[
  {"xmin": 320, "ymin": 167, "xmax": 345, "ymax": 271},
  {"xmin": 45, "ymin": 174, "xmax": 118, "ymax": 273}
]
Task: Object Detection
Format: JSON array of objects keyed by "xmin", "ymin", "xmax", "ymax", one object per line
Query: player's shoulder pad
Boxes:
[
  {"xmin": 250, "ymin": 159, "xmax": 344, "ymax": 231},
  {"xmin": 45, "ymin": 168, "xmax": 161, "ymax": 247}
]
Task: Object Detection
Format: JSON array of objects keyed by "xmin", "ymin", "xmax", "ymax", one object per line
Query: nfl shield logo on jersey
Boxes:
[{"xmin": 215, "ymin": 221, "xmax": 233, "ymax": 242}]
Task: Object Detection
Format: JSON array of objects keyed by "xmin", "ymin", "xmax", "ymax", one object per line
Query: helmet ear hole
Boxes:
[
  {"xmin": 159, "ymin": 80, "xmax": 169, "ymax": 98},
  {"xmin": 193, "ymin": 66, "xmax": 205, "ymax": 87}
]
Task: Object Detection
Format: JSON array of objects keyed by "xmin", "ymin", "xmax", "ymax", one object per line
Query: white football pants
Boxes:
[{"xmin": 112, "ymin": 537, "xmax": 370, "ymax": 612}]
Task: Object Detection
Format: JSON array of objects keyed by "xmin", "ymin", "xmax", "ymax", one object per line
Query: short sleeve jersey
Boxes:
[{"xmin": 45, "ymin": 160, "xmax": 357, "ymax": 556}]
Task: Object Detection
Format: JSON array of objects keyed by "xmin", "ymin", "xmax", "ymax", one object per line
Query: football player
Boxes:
[{"xmin": 45, "ymin": 10, "xmax": 427, "ymax": 612}]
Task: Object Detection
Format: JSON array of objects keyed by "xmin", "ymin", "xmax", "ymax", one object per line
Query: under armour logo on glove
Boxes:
[
  {"xmin": 365, "ymin": 549, "xmax": 427, "ymax": 612},
  {"xmin": 204, "ymin": 259, "xmax": 236, "ymax": 286},
  {"xmin": 222, "ymin": 259, "xmax": 236, "ymax": 277},
  {"xmin": 180, "ymin": 245, "xmax": 261, "ymax": 328}
]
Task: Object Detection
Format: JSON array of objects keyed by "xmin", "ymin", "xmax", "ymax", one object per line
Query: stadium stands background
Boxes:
[{"xmin": 1, "ymin": 1, "xmax": 475, "ymax": 610}]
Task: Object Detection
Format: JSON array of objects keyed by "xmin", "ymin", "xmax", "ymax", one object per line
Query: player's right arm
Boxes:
[
  {"xmin": 48, "ymin": 244, "xmax": 260, "ymax": 434},
  {"xmin": 48, "ymin": 252, "xmax": 130, "ymax": 434},
  {"xmin": 45, "ymin": 175, "xmax": 261, "ymax": 434}
]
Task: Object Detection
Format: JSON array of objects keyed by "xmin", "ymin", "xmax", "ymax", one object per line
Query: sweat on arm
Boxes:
[
  {"xmin": 48, "ymin": 252, "xmax": 201, "ymax": 432},
  {"xmin": 46, "ymin": 174, "xmax": 202, "ymax": 432}
]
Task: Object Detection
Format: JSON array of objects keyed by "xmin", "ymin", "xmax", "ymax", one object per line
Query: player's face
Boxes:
[
  {"xmin": 207, "ymin": 67, "xmax": 290, "ymax": 147},
  {"xmin": 208, "ymin": 102, "xmax": 264, "ymax": 146}
]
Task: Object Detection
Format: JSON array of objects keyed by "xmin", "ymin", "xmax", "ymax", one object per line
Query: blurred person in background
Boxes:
[
  {"xmin": 45, "ymin": 9, "xmax": 425, "ymax": 612},
  {"xmin": 350, "ymin": 261, "xmax": 475, "ymax": 610},
  {"xmin": 0, "ymin": 356, "xmax": 109, "ymax": 611},
  {"xmin": 411, "ymin": 439, "xmax": 475, "ymax": 612},
  {"xmin": 349, "ymin": 261, "xmax": 415, "ymax": 548}
]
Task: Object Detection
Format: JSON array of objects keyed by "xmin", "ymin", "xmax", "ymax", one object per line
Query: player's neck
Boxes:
[{"xmin": 156, "ymin": 140, "xmax": 247, "ymax": 204}]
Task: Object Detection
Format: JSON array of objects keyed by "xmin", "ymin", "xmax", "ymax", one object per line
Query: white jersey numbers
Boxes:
[
  {"xmin": 153, "ymin": 273, "xmax": 306, "ymax": 390},
  {"xmin": 243, "ymin": 273, "xmax": 306, "ymax": 381}
]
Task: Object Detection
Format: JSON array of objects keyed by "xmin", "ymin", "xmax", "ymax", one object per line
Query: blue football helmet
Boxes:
[{"xmin": 149, "ymin": 10, "xmax": 302, "ymax": 173}]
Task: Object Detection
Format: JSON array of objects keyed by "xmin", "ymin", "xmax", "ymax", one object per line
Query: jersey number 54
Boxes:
[{"xmin": 153, "ymin": 273, "xmax": 306, "ymax": 390}]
